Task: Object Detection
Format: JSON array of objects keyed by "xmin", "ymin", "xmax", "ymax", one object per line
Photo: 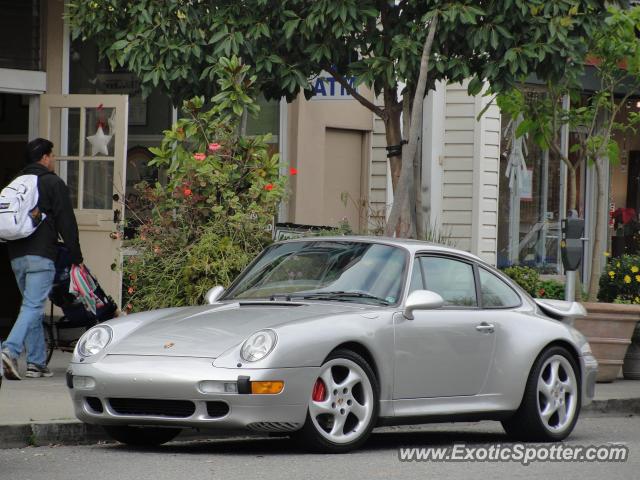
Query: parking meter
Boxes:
[
  {"xmin": 561, "ymin": 218, "xmax": 584, "ymax": 271},
  {"xmin": 561, "ymin": 218, "xmax": 584, "ymax": 302}
]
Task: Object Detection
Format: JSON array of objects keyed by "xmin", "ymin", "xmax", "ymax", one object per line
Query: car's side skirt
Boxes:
[{"xmin": 377, "ymin": 410, "xmax": 516, "ymax": 427}]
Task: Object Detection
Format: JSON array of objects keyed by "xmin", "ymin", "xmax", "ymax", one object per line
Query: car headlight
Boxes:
[
  {"xmin": 240, "ymin": 329, "xmax": 277, "ymax": 362},
  {"xmin": 77, "ymin": 325, "xmax": 113, "ymax": 358}
]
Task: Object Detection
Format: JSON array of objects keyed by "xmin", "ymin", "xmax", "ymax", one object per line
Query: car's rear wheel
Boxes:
[
  {"xmin": 103, "ymin": 425, "xmax": 182, "ymax": 446},
  {"xmin": 295, "ymin": 349, "xmax": 379, "ymax": 453},
  {"xmin": 502, "ymin": 346, "xmax": 580, "ymax": 441}
]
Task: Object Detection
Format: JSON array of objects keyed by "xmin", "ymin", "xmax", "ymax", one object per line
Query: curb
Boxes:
[
  {"xmin": 583, "ymin": 397, "xmax": 640, "ymax": 416},
  {"xmin": 1, "ymin": 398, "xmax": 638, "ymax": 449}
]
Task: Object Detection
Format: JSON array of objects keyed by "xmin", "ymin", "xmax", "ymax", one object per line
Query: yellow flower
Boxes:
[
  {"xmin": 624, "ymin": 275, "xmax": 632, "ymax": 284},
  {"xmin": 617, "ymin": 262, "xmax": 621, "ymax": 268},
  {"xmin": 604, "ymin": 251, "xmax": 611, "ymax": 257},
  {"xmin": 609, "ymin": 271, "xmax": 616, "ymax": 277},
  {"xmin": 632, "ymin": 266, "xmax": 639, "ymax": 273},
  {"xmin": 636, "ymin": 275, "xmax": 640, "ymax": 282}
]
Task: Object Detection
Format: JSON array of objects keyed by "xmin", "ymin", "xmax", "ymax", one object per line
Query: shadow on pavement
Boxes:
[{"xmin": 104, "ymin": 428, "xmax": 514, "ymax": 456}]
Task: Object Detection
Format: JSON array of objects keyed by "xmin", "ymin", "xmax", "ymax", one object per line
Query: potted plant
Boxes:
[{"xmin": 581, "ymin": 254, "xmax": 640, "ymax": 382}]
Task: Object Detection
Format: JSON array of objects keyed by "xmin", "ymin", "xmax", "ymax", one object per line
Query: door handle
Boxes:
[{"xmin": 475, "ymin": 322, "xmax": 495, "ymax": 333}]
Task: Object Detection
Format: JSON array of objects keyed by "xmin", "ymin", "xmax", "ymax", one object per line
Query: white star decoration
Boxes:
[{"xmin": 86, "ymin": 125, "xmax": 113, "ymax": 156}]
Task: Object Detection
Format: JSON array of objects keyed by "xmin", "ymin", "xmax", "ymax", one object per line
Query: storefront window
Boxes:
[{"xmin": 497, "ymin": 91, "xmax": 564, "ymax": 272}]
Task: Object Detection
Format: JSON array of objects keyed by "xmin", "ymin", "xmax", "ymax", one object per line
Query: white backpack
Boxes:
[{"xmin": 0, "ymin": 174, "xmax": 47, "ymax": 242}]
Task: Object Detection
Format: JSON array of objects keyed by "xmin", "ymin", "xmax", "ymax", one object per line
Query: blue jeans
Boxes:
[{"xmin": 4, "ymin": 255, "xmax": 55, "ymax": 367}]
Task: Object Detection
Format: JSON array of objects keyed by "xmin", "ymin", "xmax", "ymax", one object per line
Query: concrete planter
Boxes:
[{"xmin": 576, "ymin": 303, "xmax": 640, "ymax": 382}]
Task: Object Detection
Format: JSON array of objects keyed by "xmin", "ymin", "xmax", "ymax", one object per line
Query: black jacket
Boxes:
[{"xmin": 7, "ymin": 163, "xmax": 83, "ymax": 265}]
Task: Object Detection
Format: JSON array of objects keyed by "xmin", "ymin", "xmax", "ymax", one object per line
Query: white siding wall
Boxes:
[
  {"xmin": 369, "ymin": 96, "xmax": 389, "ymax": 231},
  {"xmin": 439, "ymin": 81, "xmax": 500, "ymax": 264}
]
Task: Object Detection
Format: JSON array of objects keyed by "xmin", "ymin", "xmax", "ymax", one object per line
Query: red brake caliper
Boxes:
[{"xmin": 312, "ymin": 378, "xmax": 327, "ymax": 402}]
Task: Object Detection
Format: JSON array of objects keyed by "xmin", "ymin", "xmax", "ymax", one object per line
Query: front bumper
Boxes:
[
  {"xmin": 67, "ymin": 355, "xmax": 316, "ymax": 432},
  {"xmin": 580, "ymin": 353, "xmax": 598, "ymax": 407}
]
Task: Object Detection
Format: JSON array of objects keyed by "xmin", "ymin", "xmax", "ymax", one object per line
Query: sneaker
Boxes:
[
  {"xmin": 25, "ymin": 363, "xmax": 53, "ymax": 378},
  {"xmin": 1, "ymin": 350, "xmax": 21, "ymax": 380}
]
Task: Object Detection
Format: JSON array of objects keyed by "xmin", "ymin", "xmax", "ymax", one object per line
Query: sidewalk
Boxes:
[{"xmin": 1, "ymin": 351, "xmax": 639, "ymax": 448}]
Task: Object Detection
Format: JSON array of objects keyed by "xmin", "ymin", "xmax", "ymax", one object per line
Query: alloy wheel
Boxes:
[
  {"xmin": 536, "ymin": 354, "xmax": 578, "ymax": 433},
  {"xmin": 308, "ymin": 358, "xmax": 374, "ymax": 445}
]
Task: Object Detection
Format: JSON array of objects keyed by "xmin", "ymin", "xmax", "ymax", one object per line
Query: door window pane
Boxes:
[
  {"xmin": 408, "ymin": 260, "xmax": 424, "ymax": 293},
  {"xmin": 479, "ymin": 268, "xmax": 521, "ymax": 308},
  {"xmin": 421, "ymin": 257, "xmax": 477, "ymax": 307},
  {"xmin": 83, "ymin": 161, "xmax": 113, "ymax": 209},
  {"xmin": 58, "ymin": 160, "xmax": 79, "ymax": 209}
]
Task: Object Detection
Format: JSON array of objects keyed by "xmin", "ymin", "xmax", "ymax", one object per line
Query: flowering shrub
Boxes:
[
  {"xmin": 502, "ymin": 266, "xmax": 567, "ymax": 300},
  {"xmin": 598, "ymin": 254, "xmax": 640, "ymax": 303},
  {"xmin": 123, "ymin": 57, "xmax": 287, "ymax": 312},
  {"xmin": 536, "ymin": 279, "xmax": 565, "ymax": 300},
  {"xmin": 502, "ymin": 266, "xmax": 540, "ymax": 297}
]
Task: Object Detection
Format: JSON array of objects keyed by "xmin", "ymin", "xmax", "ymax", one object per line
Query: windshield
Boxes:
[{"xmin": 223, "ymin": 241, "xmax": 408, "ymax": 305}]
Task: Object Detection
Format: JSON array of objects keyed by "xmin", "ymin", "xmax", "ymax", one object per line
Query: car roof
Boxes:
[{"xmin": 275, "ymin": 235, "xmax": 483, "ymax": 262}]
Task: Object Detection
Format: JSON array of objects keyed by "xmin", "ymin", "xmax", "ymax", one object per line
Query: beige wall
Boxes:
[
  {"xmin": 44, "ymin": 0, "xmax": 65, "ymax": 94},
  {"xmin": 286, "ymin": 92, "xmax": 374, "ymax": 231}
]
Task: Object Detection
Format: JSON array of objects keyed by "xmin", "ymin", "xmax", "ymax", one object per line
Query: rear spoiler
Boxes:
[{"xmin": 534, "ymin": 299, "xmax": 586, "ymax": 325}]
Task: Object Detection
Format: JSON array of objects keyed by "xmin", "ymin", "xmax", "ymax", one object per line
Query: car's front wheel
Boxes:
[
  {"xmin": 295, "ymin": 349, "xmax": 379, "ymax": 453},
  {"xmin": 502, "ymin": 346, "xmax": 581, "ymax": 441},
  {"xmin": 103, "ymin": 425, "xmax": 182, "ymax": 446}
]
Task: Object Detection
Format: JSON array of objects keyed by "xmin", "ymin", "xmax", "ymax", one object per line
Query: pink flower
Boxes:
[
  {"xmin": 208, "ymin": 142, "xmax": 221, "ymax": 152},
  {"xmin": 193, "ymin": 152, "xmax": 206, "ymax": 161}
]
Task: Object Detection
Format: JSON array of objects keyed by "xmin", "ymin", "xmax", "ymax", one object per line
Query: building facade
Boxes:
[{"xmin": 1, "ymin": 2, "xmax": 626, "ymax": 333}]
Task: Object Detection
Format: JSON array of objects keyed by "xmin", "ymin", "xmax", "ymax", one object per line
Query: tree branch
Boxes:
[{"xmin": 324, "ymin": 65, "xmax": 386, "ymax": 119}]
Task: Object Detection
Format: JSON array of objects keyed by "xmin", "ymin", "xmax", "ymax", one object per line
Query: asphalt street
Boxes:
[{"xmin": 1, "ymin": 416, "xmax": 637, "ymax": 480}]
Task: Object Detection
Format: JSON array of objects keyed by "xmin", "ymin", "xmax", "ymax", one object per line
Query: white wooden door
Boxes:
[{"xmin": 39, "ymin": 94, "xmax": 128, "ymax": 306}]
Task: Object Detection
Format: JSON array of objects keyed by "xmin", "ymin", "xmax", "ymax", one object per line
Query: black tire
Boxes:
[
  {"xmin": 103, "ymin": 425, "xmax": 182, "ymax": 446},
  {"xmin": 502, "ymin": 346, "xmax": 581, "ymax": 442},
  {"xmin": 294, "ymin": 349, "xmax": 379, "ymax": 453}
]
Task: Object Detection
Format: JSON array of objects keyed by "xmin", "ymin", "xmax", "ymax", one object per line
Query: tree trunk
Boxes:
[
  {"xmin": 587, "ymin": 158, "xmax": 607, "ymax": 300},
  {"xmin": 383, "ymin": 88, "xmax": 403, "ymax": 193},
  {"xmin": 384, "ymin": 14, "xmax": 438, "ymax": 237}
]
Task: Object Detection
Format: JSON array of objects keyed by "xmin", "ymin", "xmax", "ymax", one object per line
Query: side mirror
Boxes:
[
  {"xmin": 205, "ymin": 286, "xmax": 225, "ymax": 304},
  {"xmin": 404, "ymin": 290, "xmax": 444, "ymax": 320}
]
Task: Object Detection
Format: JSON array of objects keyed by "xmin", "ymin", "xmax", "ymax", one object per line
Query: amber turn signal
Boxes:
[{"xmin": 250, "ymin": 381, "xmax": 284, "ymax": 394}]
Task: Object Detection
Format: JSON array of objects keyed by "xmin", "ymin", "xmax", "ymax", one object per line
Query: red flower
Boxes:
[
  {"xmin": 289, "ymin": 167, "xmax": 298, "ymax": 175},
  {"xmin": 264, "ymin": 183, "xmax": 274, "ymax": 191},
  {"xmin": 193, "ymin": 152, "xmax": 206, "ymax": 161},
  {"xmin": 127, "ymin": 286, "xmax": 135, "ymax": 295},
  {"xmin": 183, "ymin": 188, "xmax": 193, "ymax": 196},
  {"xmin": 538, "ymin": 289, "xmax": 545, "ymax": 297},
  {"xmin": 208, "ymin": 142, "xmax": 221, "ymax": 152}
]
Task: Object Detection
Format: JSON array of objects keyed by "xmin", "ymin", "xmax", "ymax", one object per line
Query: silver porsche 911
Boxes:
[{"xmin": 67, "ymin": 237, "xmax": 597, "ymax": 452}]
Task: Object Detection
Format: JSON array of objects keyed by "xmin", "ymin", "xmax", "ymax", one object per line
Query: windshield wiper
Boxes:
[{"xmin": 291, "ymin": 291, "xmax": 391, "ymax": 306}]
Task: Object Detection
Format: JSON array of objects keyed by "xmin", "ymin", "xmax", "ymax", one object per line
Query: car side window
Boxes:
[
  {"xmin": 420, "ymin": 257, "xmax": 477, "ymax": 307},
  {"xmin": 479, "ymin": 268, "xmax": 521, "ymax": 308},
  {"xmin": 408, "ymin": 259, "xmax": 425, "ymax": 293}
]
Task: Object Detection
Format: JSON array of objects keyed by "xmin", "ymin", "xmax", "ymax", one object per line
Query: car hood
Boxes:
[{"xmin": 108, "ymin": 301, "xmax": 364, "ymax": 358}]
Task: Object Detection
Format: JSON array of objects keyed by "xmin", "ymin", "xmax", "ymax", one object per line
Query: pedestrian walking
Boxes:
[{"xmin": 1, "ymin": 138, "xmax": 83, "ymax": 380}]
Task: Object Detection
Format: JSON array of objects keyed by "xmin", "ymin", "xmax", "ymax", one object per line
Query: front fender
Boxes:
[{"xmin": 213, "ymin": 311, "xmax": 396, "ymax": 400}]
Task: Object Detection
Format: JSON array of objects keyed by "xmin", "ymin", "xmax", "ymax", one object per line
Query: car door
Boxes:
[{"xmin": 393, "ymin": 255, "xmax": 497, "ymax": 399}]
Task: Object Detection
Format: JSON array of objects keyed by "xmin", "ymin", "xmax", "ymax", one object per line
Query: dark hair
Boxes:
[{"xmin": 26, "ymin": 138, "xmax": 54, "ymax": 164}]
